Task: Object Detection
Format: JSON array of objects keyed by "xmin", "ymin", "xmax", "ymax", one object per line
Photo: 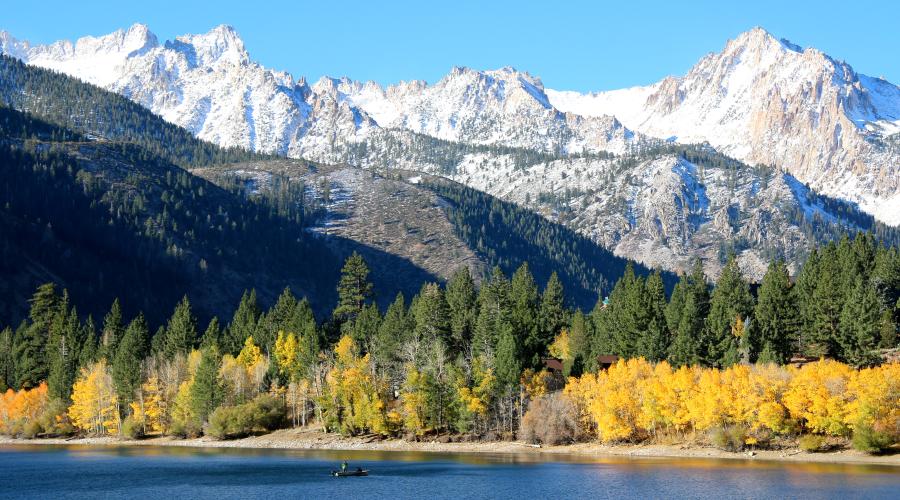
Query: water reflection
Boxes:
[{"xmin": 0, "ymin": 443, "xmax": 896, "ymax": 500}]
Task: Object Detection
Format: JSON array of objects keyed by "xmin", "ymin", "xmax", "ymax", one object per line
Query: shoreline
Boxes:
[{"xmin": 1, "ymin": 429, "xmax": 897, "ymax": 467}]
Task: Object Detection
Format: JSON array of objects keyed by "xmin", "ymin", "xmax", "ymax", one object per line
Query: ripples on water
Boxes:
[{"xmin": 0, "ymin": 445, "xmax": 897, "ymax": 499}]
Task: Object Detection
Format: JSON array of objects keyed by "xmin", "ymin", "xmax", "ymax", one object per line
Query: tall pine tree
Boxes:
[
  {"xmin": 704, "ymin": 255, "xmax": 754, "ymax": 367},
  {"xmin": 163, "ymin": 296, "xmax": 198, "ymax": 359},
  {"xmin": 752, "ymin": 260, "xmax": 798, "ymax": 363},
  {"xmin": 113, "ymin": 313, "xmax": 149, "ymax": 414}
]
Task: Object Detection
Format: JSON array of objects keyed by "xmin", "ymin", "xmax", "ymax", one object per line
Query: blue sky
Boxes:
[{"xmin": 5, "ymin": 0, "xmax": 898, "ymax": 91}]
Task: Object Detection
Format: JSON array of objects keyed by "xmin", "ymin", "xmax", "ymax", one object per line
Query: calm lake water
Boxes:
[{"xmin": 0, "ymin": 445, "xmax": 897, "ymax": 499}]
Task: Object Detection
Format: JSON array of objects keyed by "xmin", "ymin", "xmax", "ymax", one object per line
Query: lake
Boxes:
[{"xmin": 0, "ymin": 445, "xmax": 897, "ymax": 499}]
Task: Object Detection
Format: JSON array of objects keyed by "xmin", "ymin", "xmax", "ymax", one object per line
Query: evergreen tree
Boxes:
[
  {"xmin": 257, "ymin": 287, "xmax": 297, "ymax": 354},
  {"xmin": 752, "ymin": 260, "xmax": 798, "ymax": 363},
  {"xmin": 287, "ymin": 298, "xmax": 318, "ymax": 344},
  {"xmin": 510, "ymin": 263, "xmax": 541, "ymax": 368},
  {"xmin": 150, "ymin": 325, "xmax": 167, "ymax": 355},
  {"xmin": 588, "ymin": 294, "xmax": 615, "ymax": 371},
  {"xmin": 333, "ymin": 252, "xmax": 374, "ymax": 326},
  {"xmin": 373, "ymin": 293, "xmax": 409, "ymax": 380},
  {"xmin": 445, "ymin": 267, "xmax": 477, "ymax": 353},
  {"xmin": 0, "ymin": 327, "xmax": 12, "ymax": 391},
  {"xmin": 473, "ymin": 268, "xmax": 511, "ymax": 357},
  {"xmin": 668, "ymin": 262, "xmax": 709, "ymax": 367},
  {"xmin": 637, "ymin": 271, "xmax": 669, "ymax": 362},
  {"xmin": 837, "ymin": 279, "xmax": 882, "ymax": 367},
  {"xmin": 494, "ymin": 319, "xmax": 521, "ymax": 391},
  {"xmin": 756, "ymin": 341, "xmax": 780, "ymax": 365},
  {"xmin": 15, "ymin": 283, "xmax": 60, "ymax": 388},
  {"xmin": 539, "ymin": 272, "xmax": 567, "ymax": 349},
  {"xmin": 164, "ymin": 296, "xmax": 197, "ymax": 359},
  {"xmin": 794, "ymin": 249, "xmax": 820, "ymax": 354},
  {"xmin": 48, "ymin": 304, "xmax": 80, "ymax": 401},
  {"xmin": 190, "ymin": 343, "xmax": 223, "ymax": 423},
  {"xmin": 99, "ymin": 299, "xmax": 124, "ymax": 361},
  {"xmin": 200, "ymin": 317, "xmax": 221, "ymax": 348},
  {"xmin": 704, "ymin": 255, "xmax": 753, "ymax": 367},
  {"xmin": 353, "ymin": 303, "xmax": 382, "ymax": 354},
  {"xmin": 566, "ymin": 310, "xmax": 590, "ymax": 376},
  {"xmin": 618, "ymin": 265, "xmax": 649, "ymax": 359},
  {"xmin": 224, "ymin": 290, "xmax": 260, "ymax": 356},
  {"xmin": 413, "ymin": 283, "xmax": 451, "ymax": 352},
  {"xmin": 664, "ymin": 279, "xmax": 686, "ymax": 338},
  {"xmin": 809, "ymin": 246, "xmax": 844, "ymax": 357},
  {"xmin": 78, "ymin": 316, "xmax": 99, "ymax": 369},
  {"xmin": 879, "ymin": 309, "xmax": 897, "ymax": 349},
  {"xmin": 112, "ymin": 313, "xmax": 149, "ymax": 413}
]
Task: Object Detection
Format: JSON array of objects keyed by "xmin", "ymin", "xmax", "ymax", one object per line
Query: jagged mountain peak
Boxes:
[
  {"xmin": 173, "ymin": 24, "xmax": 248, "ymax": 67},
  {"xmin": 726, "ymin": 26, "xmax": 802, "ymax": 54},
  {"xmin": 547, "ymin": 27, "xmax": 900, "ymax": 225}
]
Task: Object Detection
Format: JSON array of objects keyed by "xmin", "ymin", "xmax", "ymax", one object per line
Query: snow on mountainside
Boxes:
[
  {"xmin": 331, "ymin": 66, "xmax": 638, "ymax": 154},
  {"xmin": 2, "ymin": 23, "xmax": 899, "ymax": 279},
  {"xmin": 0, "ymin": 24, "xmax": 640, "ymax": 161},
  {"xmin": 0, "ymin": 24, "xmax": 377, "ymax": 159},
  {"xmin": 546, "ymin": 27, "xmax": 900, "ymax": 225}
]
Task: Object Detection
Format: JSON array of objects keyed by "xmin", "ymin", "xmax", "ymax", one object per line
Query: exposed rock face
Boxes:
[
  {"xmin": 547, "ymin": 27, "xmax": 900, "ymax": 225},
  {"xmin": 3, "ymin": 24, "xmax": 897, "ymax": 279}
]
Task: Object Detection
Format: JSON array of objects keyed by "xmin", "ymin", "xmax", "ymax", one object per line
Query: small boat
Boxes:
[{"xmin": 332, "ymin": 469, "xmax": 369, "ymax": 477}]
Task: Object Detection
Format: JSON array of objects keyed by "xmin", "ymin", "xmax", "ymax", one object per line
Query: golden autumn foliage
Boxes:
[
  {"xmin": 274, "ymin": 331, "xmax": 300, "ymax": 380},
  {"xmin": 323, "ymin": 335, "xmax": 389, "ymax": 435},
  {"xmin": 548, "ymin": 329, "xmax": 570, "ymax": 361},
  {"xmin": 783, "ymin": 359, "xmax": 853, "ymax": 436},
  {"xmin": 129, "ymin": 376, "xmax": 166, "ymax": 434},
  {"xmin": 565, "ymin": 359, "xmax": 900, "ymax": 446},
  {"xmin": 0, "ymin": 382, "xmax": 50, "ymax": 436},
  {"xmin": 69, "ymin": 361, "xmax": 118, "ymax": 435},
  {"xmin": 399, "ymin": 365, "xmax": 428, "ymax": 435}
]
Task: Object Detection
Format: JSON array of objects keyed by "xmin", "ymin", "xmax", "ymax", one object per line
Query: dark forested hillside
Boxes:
[
  {"xmin": 0, "ymin": 54, "xmax": 265, "ymax": 168},
  {"xmin": 420, "ymin": 176, "xmax": 675, "ymax": 309},
  {"xmin": 0, "ymin": 106, "xmax": 344, "ymax": 326}
]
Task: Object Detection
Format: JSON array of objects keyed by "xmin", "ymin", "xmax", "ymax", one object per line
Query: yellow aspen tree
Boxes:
[
  {"xmin": 69, "ymin": 361, "xmax": 118, "ymax": 435},
  {"xmin": 274, "ymin": 331, "xmax": 300, "ymax": 380},
  {"xmin": 129, "ymin": 376, "xmax": 166, "ymax": 434},
  {"xmin": 400, "ymin": 364, "xmax": 427, "ymax": 435},
  {"xmin": 638, "ymin": 361, "xmax": 698, "ymax": 435},
  {"xmin": 748, "ymin": 363, "xmax": 794, "ymax": 434},
  {"xmin": 548, "ymin": 329, "xmax": 570, "ymax": 361},
  {"xmin": 325, "ymin": 335, "xmax": 389, "ymax": 435},
  {"xmin": 588, "ymin": 358, "xmax": 653, "ymax": 442},
  {"xmin": 0, "ymin": 383, "xmax": 49, "ymax": 435},
  {"xmin": 845, "ymin": 362, "xmax": 899, "ymax": 437},
  {"xmin": 783, "ymin": 359, "xmax": 853, "ymax": 436}
]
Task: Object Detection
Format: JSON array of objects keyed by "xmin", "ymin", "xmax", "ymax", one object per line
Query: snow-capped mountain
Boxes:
[
  {"xmin": 2, "ymin": 23, "xmax": 898, "ymax": 279},
  {"xmin": 0, "ymin": 24, "xmax": 639, "ymax": 161},
  {"xmin": 547, "ymin": 27, "xmax": 900, "ymax": 225},
  {"xmin": 0, "ymin": 24, "xmax": 378, "ymax": 159},
  {"xmin": 329, "ymin": 66, "xmax": 637, "ymax": 154}
]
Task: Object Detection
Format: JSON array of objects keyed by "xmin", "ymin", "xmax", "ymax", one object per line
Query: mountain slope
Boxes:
[
  {"xmin": 0, "ymin": 24, "xmax": 642, "ymax": 162},
  {"xmin": 547, "ymin": 27, "xmax": 900, "ymax": 225},
  {"xmin": 3, "ymin": 23, "xmax": 899, "ymax": 281},
  {"xmin": 0, "ymin": 58, "xmax": 664, "ymax": 324},
  {"xmin": 194, "ymin": 159, "xmax": 668, "ymax": 310}
]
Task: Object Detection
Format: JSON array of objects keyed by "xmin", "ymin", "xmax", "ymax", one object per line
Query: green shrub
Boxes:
[
  {"xmin": 36, "ymin": 398, "xmax": 73, "ymax": 436},
  {"xmin": 120, "ymin": 415, "xmax": 145, "ymax": 439},
  {"xmin": 851, "ymin": 425, "xmax": 895, "ymax": 454},
  {"xmin": 169, "ymin": 417, "xmax": 202, "ymax": 439},
  {"xmin": 207, "ymin": 394, "xmax": 285, "ymax": 439},
  {"xmin": 709, "ymin": 425, "xmax": 747, "ymax": 452},
  {"xmin": 798, "ymin": 434, "xmax": 827, "ymax": 452},
  {"xmin": 21, "ymin": 419, "xmax": 43, "ymax": 439}
]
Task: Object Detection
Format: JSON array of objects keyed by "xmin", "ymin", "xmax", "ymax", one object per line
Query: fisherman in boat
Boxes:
[{"xmin": 341, "ymin": 461, "xmax": 348, "ymax": 472}]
